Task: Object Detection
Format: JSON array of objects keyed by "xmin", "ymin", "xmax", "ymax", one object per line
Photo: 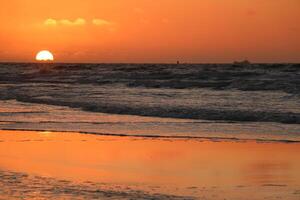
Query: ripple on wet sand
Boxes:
[{"xmin": 0, "ymin": 171, "xmax": 194, "ymax": 200}]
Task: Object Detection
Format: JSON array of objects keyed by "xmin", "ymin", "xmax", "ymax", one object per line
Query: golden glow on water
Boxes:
[{"xmin": 0, "ymin": 130, "xmax": 300, "ymax": 191}]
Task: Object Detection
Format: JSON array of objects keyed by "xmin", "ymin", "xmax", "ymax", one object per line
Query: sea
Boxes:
[{"xmin": 0, "ymin": 63, "xmax": 299, "ymax": 142}]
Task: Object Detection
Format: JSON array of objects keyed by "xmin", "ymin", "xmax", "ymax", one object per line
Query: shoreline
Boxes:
[{"xmin": 1, "ymin": 128, "xmax": 300, "ymax": 143}]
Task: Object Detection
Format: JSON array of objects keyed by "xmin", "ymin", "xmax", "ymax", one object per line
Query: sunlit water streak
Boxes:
[{"xmin": 0, "ymin": 130, "xmax": 300, "ymax": 199}]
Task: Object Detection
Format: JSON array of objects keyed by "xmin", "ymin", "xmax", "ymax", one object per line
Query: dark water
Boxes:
[{"xmin": 0, "ymin": 63, "xmax": 299, "ymax": 124}]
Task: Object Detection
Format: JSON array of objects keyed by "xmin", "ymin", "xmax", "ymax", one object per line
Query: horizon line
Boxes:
[{"xmin": 0, "ymin": 61, "xmax": 299, "ymax": 65}]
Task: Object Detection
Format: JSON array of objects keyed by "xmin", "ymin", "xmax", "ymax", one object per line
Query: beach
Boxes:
[{"xmin": 1, "ymin": 130, "xmax": 300, "ymax": 199}]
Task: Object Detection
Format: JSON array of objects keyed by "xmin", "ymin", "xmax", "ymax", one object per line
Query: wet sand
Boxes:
[{"xmin": 0, "ymin": 130, "xmax": 300, "ymax": 199}]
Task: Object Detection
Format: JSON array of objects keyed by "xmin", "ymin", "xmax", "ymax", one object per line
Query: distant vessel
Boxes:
[{"xmin": 233, "ymin": 60, "xmax": 251, "ymax": 66}]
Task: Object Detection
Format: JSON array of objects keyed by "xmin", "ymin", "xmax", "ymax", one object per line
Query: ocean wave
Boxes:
[
  {"xmin": 0, "ymin": 63, "xmax": 299, "ymax": 124},
  {"xmin": 1, "ymin": 63, "xmax": 299, "ymax": 93},
  {"xmin": 0, "ymin": 100, "xmax": 299, "ymax": 141}
]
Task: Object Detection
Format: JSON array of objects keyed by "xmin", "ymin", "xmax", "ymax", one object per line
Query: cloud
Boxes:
[
  {"xmin": 44, "ymin": 18, "xmax": 57, "ymax": 26},
  {"xmin": 60, "ymin": 18, "xmax": 86, "ymax": 26},
  {"xmin": 44, "ymin": 18, "xmax": 113, "ymax": 27},
  {"xmin": 92, "ymin": 19, "xmax": 113, "ymax": 26},
  {"xmin": 44, "ymin": 18, "xmax": 86, "ymax": 26}
]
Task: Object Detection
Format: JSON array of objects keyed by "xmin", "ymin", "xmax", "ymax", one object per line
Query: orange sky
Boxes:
[{"xmin": 0, "ymin": 0, "xmax": 299, "ymax": 63}]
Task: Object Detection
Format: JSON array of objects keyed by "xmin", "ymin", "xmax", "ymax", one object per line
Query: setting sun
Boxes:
[{"xmin": 36, "ymin": 50, "xmax": 54, "ymax": 61}]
